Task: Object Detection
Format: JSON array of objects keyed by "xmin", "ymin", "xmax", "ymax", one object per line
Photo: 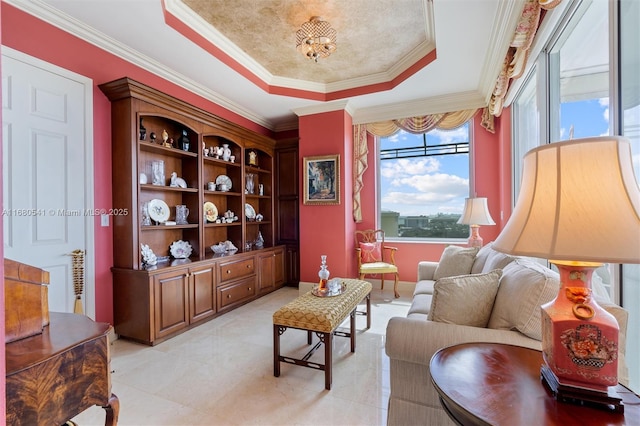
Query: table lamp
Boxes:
[
  {"xmin": 493, "ymin": 136, "xmax": 640, "ymax": 400},
  {"xmin": 457, "ymin": 197, "xmax": 496, "ymax": 248}
]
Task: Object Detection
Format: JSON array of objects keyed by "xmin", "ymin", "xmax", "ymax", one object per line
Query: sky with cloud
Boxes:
[{"xmin": 380, "ymin": 125, "xmax": 470, "ymax": 217}]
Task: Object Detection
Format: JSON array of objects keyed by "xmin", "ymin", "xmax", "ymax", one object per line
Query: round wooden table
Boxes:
[{"xmin": 429, "ymin": 342, "xmax": 640, "ymax": 425}]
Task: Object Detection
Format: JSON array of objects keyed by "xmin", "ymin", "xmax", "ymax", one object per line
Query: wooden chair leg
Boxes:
[
  {"xmin": 393, "ymin": 273, "xmax": 400, "ymax": 298},
  {"xmin": 381, "ymin": 275, "xmax": 385, "ymax": 290}
]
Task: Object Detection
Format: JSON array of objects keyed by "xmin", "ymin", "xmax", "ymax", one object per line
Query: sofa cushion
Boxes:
[
  {"xmin": 470, "ymin": 243, "xmax": 517, "ymax": 274},
  {"xmin": 408, "ymin": 293, "xmax": 433, "ymax": 317},
  {"xmin": 482, "ymin": 249, "xmax": 518, "ymax": 274},
  {"xmin": 487, "ymin": 259, "xmax": 560, "ymax": 340},
  {"xmin": 470, "ymin": 242, "xmax": 495, "ymax": 274},
  {"xmin": 413, "ymin": 280, "xmax": 435, "ymax": 296},
  {"xmin": 427, "ymin": 270, "xmax": 502, "ymax": 327},
  {"xmin": 433, "ymin": 245, "xmax": 479, "ymax": 280}
]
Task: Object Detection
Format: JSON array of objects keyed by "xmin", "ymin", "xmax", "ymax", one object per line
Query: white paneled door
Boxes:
[{"xmin": 2, "ymin": 48, "xmax": 94, "ymax": 317}]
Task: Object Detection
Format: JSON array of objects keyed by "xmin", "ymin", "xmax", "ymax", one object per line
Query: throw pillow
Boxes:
[
  {"xmin": 359, "ymin": 242, "xmax": 382, "ymax": 263},
  {"xmin": 487, "ymin": 259, "xmax": 560, "ymax": 340},
  {"xmin": 428, "ymin": 269, "xmax": 503, "ymax": 327},
  {"xmin": 470, "ymin": 242, "xmax": 494, "ymax": 274},
  {"xmin": 433, "ymin": 245, "xmax": 479, "ymax": 280}
]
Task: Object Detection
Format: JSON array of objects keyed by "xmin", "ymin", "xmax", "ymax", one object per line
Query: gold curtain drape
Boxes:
[
  {"xmin": 481, "ymin": 0, "xmax": 564, "ymax": 132},
  {"xmin": 353, "ymin": 124, "xmax": 369, "ymax": 223},
  {"xmin": 352, "ymin": 109, "xmax": 479, "ymax": 222}
]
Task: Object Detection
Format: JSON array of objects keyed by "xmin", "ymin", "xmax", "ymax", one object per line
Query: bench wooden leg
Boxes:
[
  {"xmin": 324, "ymin": 332, "xmax": 332, "ymax": 390},
  {"xmin": 273, "ymin": 324, "xmax": 281, "ymax": 377},
  {"xmin": 350, "ymin": 309, "xmax": 356, "ymax": 352},
  {"xmin": 307, "ymin": 330, "xmax": 312, "ymax": 345}
]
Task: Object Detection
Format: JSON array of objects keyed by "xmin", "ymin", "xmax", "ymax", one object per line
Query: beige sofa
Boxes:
[{"xmin": 385, "ymin": 243, "xmax": 629, "ymax": 426}]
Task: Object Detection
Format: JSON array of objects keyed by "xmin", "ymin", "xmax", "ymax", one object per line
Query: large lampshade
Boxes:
[
  {"xmin": 494, "ymin": 136, "xmax": 640, "ymax": 261},
  {"xmin": 494, "ymin": 136, "xmax": 640, "ymax": 402}
]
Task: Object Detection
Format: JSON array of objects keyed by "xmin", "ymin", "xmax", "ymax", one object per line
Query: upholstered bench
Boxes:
[{"xmin": 273, "ymin": 278, "xmax": 372, "ymax": 390}]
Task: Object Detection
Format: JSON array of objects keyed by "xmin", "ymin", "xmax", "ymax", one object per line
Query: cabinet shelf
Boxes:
[
  {"xmin": 140, "ymin": 141, "xmax": 198, "ymax": 158},
  {"xmin": 141, "ymin": 224, "xmax": 199, "ymax": 231},
  {"xmin": 245, "ymin": 165, "xmax": 271, "ymax": 175},
  {"xmin": 141, "ymin": 184, "xmax": 198, "ymax": 193}
]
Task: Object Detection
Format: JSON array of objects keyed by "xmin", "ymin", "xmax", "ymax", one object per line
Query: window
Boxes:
[
  {"xmin": 511, "ymin": 0, "xmax": 639, "ymax": 393},
  {"xmin": 379, "ymin": 123, "xmax": 470, "ymax": 239}
]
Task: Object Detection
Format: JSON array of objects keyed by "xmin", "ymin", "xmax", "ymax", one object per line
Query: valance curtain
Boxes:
[
  {"xmin": 481, "ymin": 0, "xmax": 564, "ymax": 132},
  {"xmin": 352, "ymin": 109, "xmax": 479, "ymax": 222}
]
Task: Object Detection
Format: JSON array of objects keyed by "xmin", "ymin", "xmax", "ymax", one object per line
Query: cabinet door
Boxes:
[
  {"xmin": 257, "ymin": 252, "xmax": 274, "ymax": 293},
  {"xmin": 258, "ymin": 247, "xmax": 285, "ymax": 293},
  {"xmin": 189, "ymin": 264, "xmax": 216, "ymax": 323},
  {"xmin": 153, "ymin": 269, "xmax": 189, "ymax": 339}
]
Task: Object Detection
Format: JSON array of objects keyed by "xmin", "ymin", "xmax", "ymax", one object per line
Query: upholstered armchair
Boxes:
[{"xmin": 355, "ymin": 229, "xmax": 399, "ymax": 298}]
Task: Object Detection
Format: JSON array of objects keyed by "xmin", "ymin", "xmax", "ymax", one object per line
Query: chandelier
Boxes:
[{"xmin": 296, "ymin": 16, "xmax": 337, "ymax": 62}]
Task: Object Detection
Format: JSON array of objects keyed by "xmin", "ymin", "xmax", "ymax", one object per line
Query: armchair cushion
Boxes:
[
  {"xmin": 433, "ymin": 245, "xmax": 478, "ymax": 280},
  {"xmin": 428, "ymin": 270, "xmax": 502, "ymax": 327},
  {"xmin": 358, "ymin": 242, "xmax": 382, "ymax": 263}
]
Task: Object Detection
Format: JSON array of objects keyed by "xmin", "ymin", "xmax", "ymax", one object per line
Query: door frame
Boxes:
[{"xmin": 2, "ymin": 46, "xmax": 96, "ymax": 318}]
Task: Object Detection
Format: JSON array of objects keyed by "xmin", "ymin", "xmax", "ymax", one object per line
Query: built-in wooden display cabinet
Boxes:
[{"xmin": 100, "ymin": 77, "xmax": 284, "ymax": 345}]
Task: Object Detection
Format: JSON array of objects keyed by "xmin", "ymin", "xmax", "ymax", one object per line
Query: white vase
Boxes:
[{"xmin": 222, "ymin": 143, "xmax": 231, "ymax": 161}]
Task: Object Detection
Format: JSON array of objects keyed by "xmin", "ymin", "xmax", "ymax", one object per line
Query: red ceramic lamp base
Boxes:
[{"xmin": 541, "ymin": 261, "xmax": 620, "ymax": 393}]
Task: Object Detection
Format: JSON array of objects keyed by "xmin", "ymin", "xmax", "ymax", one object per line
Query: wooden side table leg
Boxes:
[
  {"xmin": 273, "ymin": 324, "xmax": 281, "ymax": 377},
  {"xmin": 324, "ymin": 332, "xmax": 332, "ymax": 390},
  {"xmin": 350, "ymin": 309, "xmax": 356, "ymax": 352},
  {"xmin": 103, "ymin": 393, "xmax": 119, "ymax": 426}
]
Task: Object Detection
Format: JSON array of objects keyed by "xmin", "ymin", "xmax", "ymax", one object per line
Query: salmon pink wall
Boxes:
[
  {"xmin": 1, "ymin": 4, "xmax": 274, "ymax": 323},
  {"xmin": 298, "ymin": 110, "xmax": 355, "ymax": 282}
]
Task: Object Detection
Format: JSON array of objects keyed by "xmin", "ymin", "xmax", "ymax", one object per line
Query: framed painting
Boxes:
[{"xmin": 303, "ymin": 154, "xmax": 340, "ymax": 205}]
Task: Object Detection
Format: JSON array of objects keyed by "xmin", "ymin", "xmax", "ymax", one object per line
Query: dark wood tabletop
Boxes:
[
  {"xmin": 6, "ymin": 312, "xmax": 118, "ymax": 425},
  {"xmin": 430, "ymin": 342, "xmax": 640, "ymax": 426}
]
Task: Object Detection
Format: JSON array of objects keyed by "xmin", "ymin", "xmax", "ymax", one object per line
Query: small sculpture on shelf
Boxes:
[
  {"xmin": 139, "ymin": 117, "xmax": 146, "ymax": 141},
  {"xmin": 141, "ymin": 244, "xmax": 157, "ymax": 267},
  {"xmin": 255, "ymin": 231, "xmax": 264, "ymax": 248},
  {"xmin": 222, "ymin": 143, "xmax": 231, "ymax": 161},
  {"xmin": 162, "ymin": 129, "xmax": 172, "ymax": 148},
  {"xmin": 179, "ymin": 129, "xmax": 190, "ymax": 151},
  {"xmin": 169, "ymin": 172, "xmax": 187, "ymax": 188},
  {"xmin": 150, "ymin": 132, "xmax": 157, "ymax": 144}
]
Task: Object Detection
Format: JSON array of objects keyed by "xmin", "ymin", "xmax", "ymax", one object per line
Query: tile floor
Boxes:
[{"xmin": 72, "ymin": 284, "xmax": 413, "ymax": 426}]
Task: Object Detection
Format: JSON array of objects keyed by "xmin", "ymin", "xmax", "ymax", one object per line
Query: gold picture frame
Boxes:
[{"xmin": 303, "ymin": 154, "xmax": 340, "ymax": 205}]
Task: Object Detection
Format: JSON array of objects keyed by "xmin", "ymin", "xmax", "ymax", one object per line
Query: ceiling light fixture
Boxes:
[{"xmin": 296, "ymin": 16, "xmax": 337, "ymax": 63}]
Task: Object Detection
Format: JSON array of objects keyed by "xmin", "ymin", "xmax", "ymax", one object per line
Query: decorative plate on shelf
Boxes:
[
  {"xmin": 215, "ymin": 174, "xmax": 232, "ymax": 191},
  {"xmin": 170, "ymin": 240, "xmax": 192, "ymax": 259},
  {"xmin": 245, "ymin": 203, "xmax": 256, "ymax": 220},
  {"xmin": 204, "ymin": 201, "xmax": 218, "ymax": 222},
  {"xmin": 148, "ymin": 199, "xmax": 170, "ymax": 223}
]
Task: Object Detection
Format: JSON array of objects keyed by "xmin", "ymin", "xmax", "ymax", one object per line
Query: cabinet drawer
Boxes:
[
  {"xmin": 217, "ymin": 278, "xmax": 256, "ymax": 310},
  {"xmin": 218, "ymin": 258, "xmax": 255, "ymax": 284}
]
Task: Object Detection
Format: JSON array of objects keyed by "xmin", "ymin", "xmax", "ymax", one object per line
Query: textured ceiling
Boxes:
[
  {"xmin": 23, "ymin": 0, "xmax": 528, "ymax": 130},
  {"xmin": 181, "ymin": 0, "xmax": 433, "ymax": 85}
]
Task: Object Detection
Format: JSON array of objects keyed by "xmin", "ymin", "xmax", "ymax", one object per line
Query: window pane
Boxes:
[
  {"xmin": 379, "ymin": 125, "xmax": 470, "ymax": 239},
  {"xmin": 512, "ymin": 68, "xmax": 540, "ymax": 200},
  {"xmin": 550, "ymin": 0, "xmax": 609, "ymax": 141},
  {"xmin": 620, "ymin": 0, "xmax": 640, "ymax": 394}
]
